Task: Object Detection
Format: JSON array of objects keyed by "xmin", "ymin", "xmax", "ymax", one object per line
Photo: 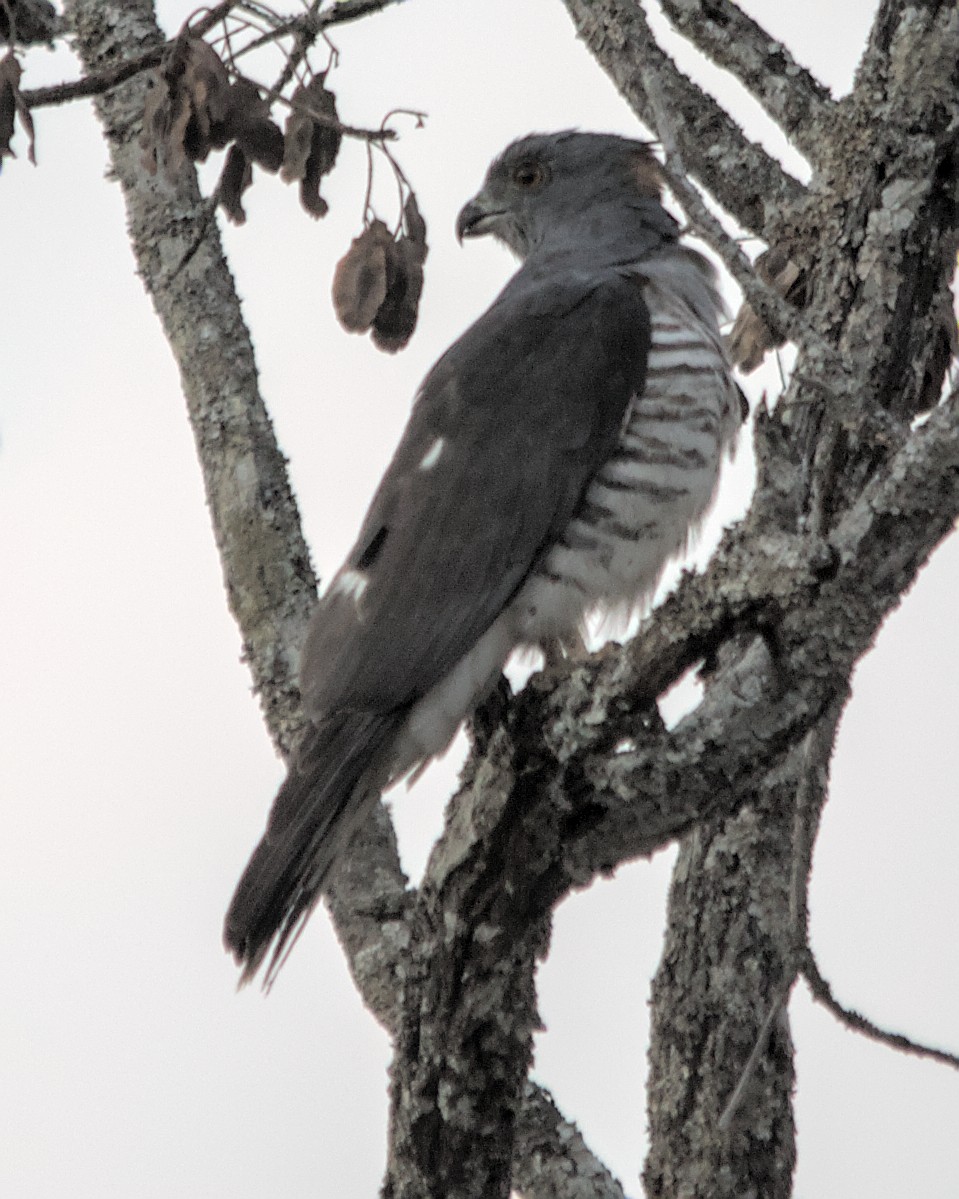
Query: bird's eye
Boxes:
[{"xmin": 512, "ymin": 161, "xmax": 546, "ymax": 189}]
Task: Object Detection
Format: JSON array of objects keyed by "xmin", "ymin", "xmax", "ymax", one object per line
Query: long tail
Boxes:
[{"xmin": 224, "ymin": 709, "xmax": 404, "ymax": 988}]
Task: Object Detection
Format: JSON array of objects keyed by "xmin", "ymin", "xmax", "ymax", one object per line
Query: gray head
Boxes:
[{"xmin": 456, "ymin": 130, "xmax": 667, "ymax": 260}]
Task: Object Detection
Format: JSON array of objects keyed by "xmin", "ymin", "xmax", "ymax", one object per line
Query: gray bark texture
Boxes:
[{"xmin": 59, "ymin": 1, "xmax": 959, "ymax": 1197}]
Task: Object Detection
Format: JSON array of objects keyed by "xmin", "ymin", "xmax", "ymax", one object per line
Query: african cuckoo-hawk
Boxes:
[{"xmin": 225, "ymin": 131, "xmax": 743, "ymax": 984}]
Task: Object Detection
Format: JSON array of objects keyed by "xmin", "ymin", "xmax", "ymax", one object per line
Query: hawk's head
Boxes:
[{"xmin": 456, "ymin": 130, "xmax": 662, "ymax": 259}]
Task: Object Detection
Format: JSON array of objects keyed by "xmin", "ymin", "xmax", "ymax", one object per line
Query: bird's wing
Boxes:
[{"xmin": 300, "ymin": 269, "xmax": 651, "ymax": 717}]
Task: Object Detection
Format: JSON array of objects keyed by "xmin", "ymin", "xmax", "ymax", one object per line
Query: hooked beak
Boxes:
[{"xmin": 455, "ymin": 192, "xmax": 505, "ymax": 242}]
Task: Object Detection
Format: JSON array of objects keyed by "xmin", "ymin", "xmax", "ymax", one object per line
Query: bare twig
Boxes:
[
  {"xmin": 23, "ymin": 2, "xmax": 235, "ymax": 107},
  {"xmin": 659, "ymin": 0, "xmax": 833, "ymax": 161},
  {"xmin": 802, "ymin": 951, "xmax": 959, "ymax": 1071},
  {"xmin": 24, "ymin": 0, "xmax": 407, "ymax": 111}
]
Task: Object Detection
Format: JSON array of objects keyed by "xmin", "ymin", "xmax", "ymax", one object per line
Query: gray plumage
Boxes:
[{"xmin": 224, "ymin": 131, "xmax": 743, "ymax": 985}]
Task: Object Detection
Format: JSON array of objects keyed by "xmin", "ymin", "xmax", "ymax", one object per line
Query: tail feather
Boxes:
[{"xmin": 224, "ymin": 709, "xmax": 404, "ymax": 987}]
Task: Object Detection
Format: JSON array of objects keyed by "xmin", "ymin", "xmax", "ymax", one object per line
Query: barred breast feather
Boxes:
[{"xmin": 517, "ymin": 247, "xmax": 742, "ymax": 642}]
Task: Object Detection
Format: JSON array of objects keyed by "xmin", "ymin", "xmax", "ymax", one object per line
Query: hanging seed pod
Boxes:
[
  {"xmin": 371, "ymin": 193, "xmax": 429, "ymax": 352},
  {"xmin": 372, "ymin": 239, "xmax": 424, "ymax": 352},
  {"xmin": 139, "ymin": 32, "xmax": 232, "ymax": 178},
  {"xmin": 222, "ymin": 77, "xmax": 284, "ymax": 173},
  {"xmin": 218, "ymin": 144, "xmax": 253, "ymax": 225},
  {"xmin": 332, "ymin": 220, "xmax": 393, "ymax": 333},
  {"xmin": 282, "ymin": 76, "xmax": 341, "ymax": 218}
]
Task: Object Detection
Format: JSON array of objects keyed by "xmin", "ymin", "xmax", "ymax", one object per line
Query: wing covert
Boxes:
[{"xmin": 301, "ymin": 270, "xmax": 651, "ymax": 717}]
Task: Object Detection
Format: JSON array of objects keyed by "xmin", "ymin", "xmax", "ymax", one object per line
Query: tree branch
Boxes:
[
  {"xmin": 715, "ymin": 716, "xmax": 837, "ymax": 1134},
  {"xmin": 62, "ymin": 8, "xmax": 631, "ymax": 1196},
  {"xmin": 64, "ymin": 3, "xmax": 959, "ymax": 1195},
  {"xmin": 418, "ymin": 381, "xmax": 959, "ymax": 953},
  {"xmin": 24, "ymin": 0, "xmax": 409, "ymax": 111},
  {"xmin": 25, "ymin": 3, "xmax": 235, "ymax": 108},
  {"xmin": 513, "ymin": 1082, "xmax": 632, "ymax": 1199},
  {"xmin": 392, "ymin": 370, "xmax": 956, "ymax": 1193},
  {"xmin": 561, "ymin": 0, "xmax": 805, "ymax": 237},
  {"xmin": 802, "ymin": 951, "xmax": 959, "ymax": 1071},
  {"xmin": 62, "ymin": 0, "xmax": 415, "ymax": 1015},
  {"xmin": 658, "ymin": 0, "xmax": 834, "ymax": 161}
]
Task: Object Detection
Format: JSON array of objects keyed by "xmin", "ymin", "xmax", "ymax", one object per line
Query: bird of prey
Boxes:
[{"xmin": 225, "ymin": 130, "xmax": 743, "ymax": 985}]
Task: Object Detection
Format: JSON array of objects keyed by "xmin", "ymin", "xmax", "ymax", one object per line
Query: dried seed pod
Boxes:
[
  {"xmin": 332, "ymin": 221, "xmax": 393, "ymax": 333},
  {"xmin": 138, "ymin": 32, "xmax": 232, "ymax": 178},
  {"xmin": 402, "ymin": 191, "xmax": 428, "ymax": 262},
  {"xmin": 282, "ymin": 76, "xmax": 341, "ymax": 218},
  {"xmin": 222, "ymin": 77, "xmax": 284, "ymax": 173},
  {"xmin": 180, "ymin": 36, "xmax": 233, "ymax": 161},
  {"xmin": 298, "ymin": 115, "xmax": 335, "ymax": 217},
  {"xmin": 727, "ymin": 246, "xmax": 804, "ymax": 373},
  {"xmin": 371, "ymin": 194, "xmax": 429, "ymax": 351},
  {"xmin": 372, "ymin": 236, "xmax": 426, "ymax": 353},
  {"xmin": 218, "ymin": 144, "xmax": 252, "ymax": 225},
  {"xmin": 0, "ymin": 0, "xmax": 59, "ymax": 46},
  {"xmin": 280, "ymin": 99, "xmax": 314, "ymax": 185}
]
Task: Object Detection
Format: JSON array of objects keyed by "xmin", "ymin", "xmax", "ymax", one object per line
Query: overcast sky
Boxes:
[{"xmin": 2, "ymin": 1, "xmax": 958, "ymax": 1196}]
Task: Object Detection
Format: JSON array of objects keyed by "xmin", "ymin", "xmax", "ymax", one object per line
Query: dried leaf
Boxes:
[
  {"xmin": 0, "ymin": 56, "xmax": 20, "ymax": 164},
  {"xmin": 0, "ymin": 51, "xmax": 36, "ymax": 169},
  {"xmin": 727, "ymin": 247, "xmax": 805, "ymax": 373},
  {"xmin": 218, "ymin": 144, "xmax": 252, "ymax": 225},
  {"xmin": 223, "ymin": 77, "xmax": 284, "ymax": 173},
  {"xmin": 371, "ymin": 234, "xmax": 426, "ymax": 352},
  {"xmin": 282, "ymin": 77, "xmax": 341, "ymax": 218},
  {"xmin": 332, "ymin": 221, "xmax": 392, "ymax": 333}
]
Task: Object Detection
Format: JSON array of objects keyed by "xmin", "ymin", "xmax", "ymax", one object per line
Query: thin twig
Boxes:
[
  {"xmin": 22, "ymin": 1, "xmax": 235, "ymax": 108},
  {"xmin": 802, "ymin": 950, "xmax": 959, "ymax": 1071},
  {"xmin": 23, "ymin": 0, "xmax": 406, "ymax": 110}
]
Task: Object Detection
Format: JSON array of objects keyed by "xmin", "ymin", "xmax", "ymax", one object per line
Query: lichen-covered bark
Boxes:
[
  {"xmin": 59, "ymin": 3, "xmax": 959, "ymax": 1198},
  {"xmin": 643, "ymin": 763, "xmax": 807, "ymax": 1199},
  {"xmin": 65, "ymin": 0, "xmax": 314, "ymax": 753},
  {"xmin": 561, "ymin": 4, "xmax": 959, "ymax": 1198},
  {"xmin": 63, "ymin": 0, "xmax": 412, "ymax": 1023},
  {"xmin": 658, "ymin": 0, "xmax": 833, "ymax": 161}
]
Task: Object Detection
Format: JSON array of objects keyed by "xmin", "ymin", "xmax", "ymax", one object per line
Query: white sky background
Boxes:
[{"xmin": 2, "ymin": 0, "xmax": 958, "ymax": 1195}]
